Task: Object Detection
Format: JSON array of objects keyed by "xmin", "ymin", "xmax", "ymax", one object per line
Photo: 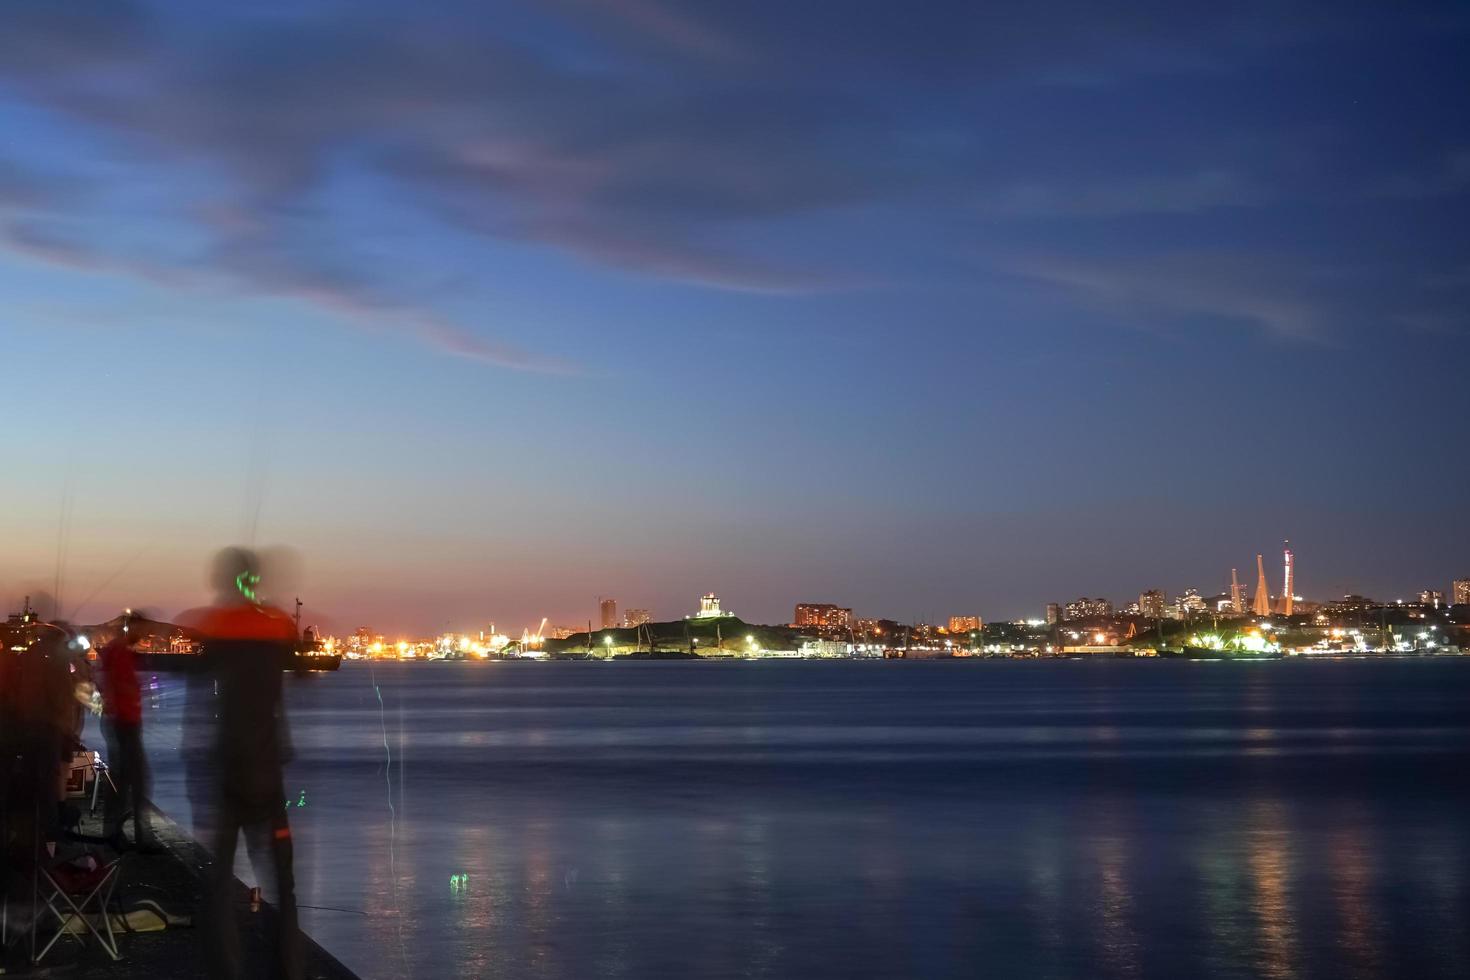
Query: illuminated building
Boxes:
[
  {"xmin": 947, "ymin": 615, "xmax": 982, "ymax": 634},
  {"xmin": 690, "ymin": 593, "xmax": 734, "ymax": 619},
  {"xmin": 1454, "ymin": 579, "xmax": 1470, "ymax": 606},
  {"xmin": 623, "ymin": 608, "xmax": 652, "ymax": 627},
  {"xmin": 1063, "ymin": 597, "xmax": 1112, "ymax": 620},
  {"xmin": 1180, "ymin": 589, "xmax": 1206, "ymax": 615},
  {"xmin": 550, "ymin": 625, "xmax": 579, "ymax": 640},
  {"xmin": 856, "ymin": 618, "xmax": 901, "ymax": 643},
  {"xmin": 1277, "ymin": 542, "xmax": 1294, "ymax": 616},
  {"xmin": 1139, "ymin": 590, "xmax": 1166, "ymax": 619},
  {"xmin": 600, "ymin": 598, "xmax": 618, "ymax": 630},
  {"xmin": 1252, "ymin": 554, "xmax": 1272, "ymax": 616},
  {"xmin": 1045, "ymin": 603, "xmax": 1061, "ymax": 625},
  {"xmin": 1419, "ymin": 590, "xmax": 1444, "ymax": 608},
  {"xmin": 1230, "ymin": 568, "xmax": 1244, "ymax": 613},
  {"xmin": 794, "ymin": 604, "xmax": 853, "ymax": 630}
]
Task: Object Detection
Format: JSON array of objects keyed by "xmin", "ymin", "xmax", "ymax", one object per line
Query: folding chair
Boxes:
[{"xmin": 32, "ymin": 852, "xmax": 124, "ymax": 963}]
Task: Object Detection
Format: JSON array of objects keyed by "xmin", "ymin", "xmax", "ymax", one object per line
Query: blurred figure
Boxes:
[
  {"xmin": 178, "ymin": 547, "xmax": 302, "ymax": 980},
  {"xmin": 1, "ymin": 629, "xmax": 82, "ymax": 871},
  {"xmin": 98, "ymin": 611, "xmax": 162, "ymax": 852}
]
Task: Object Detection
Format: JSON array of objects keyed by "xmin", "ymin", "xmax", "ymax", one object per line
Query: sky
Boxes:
[{"xmin": 2, "ymin": 1, "xmax": 1468, "ymax": 635}]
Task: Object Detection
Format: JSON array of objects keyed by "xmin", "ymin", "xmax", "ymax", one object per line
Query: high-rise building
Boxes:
[
  {"xmin": 1139, "ymin": 590, "xmax": 1166, "ymax": 619},
  {"xmin": 947, "ymin": 615, "xmax": 982, "ymax": 634},
  {"xmin": 794, "ymin": 603, "xmax": 853, "ymax": 630},
  {"xmin": 1063, "ymin": 597, "xmax": 1112, "ymax": 620},
  {"xmin": 1045, "ymin": 603, "xmax": 1061, "ymax": 625},
  {"xmin": 1453, "ymin": 579, "xmax": 1470, "ymax": 606},
  {"xmin": 599, "ymin": 598, "xmax": 618, "ymax": 630},
  {"xmin": 1230, "ymin": 568, "xmax": 1244, "ymax": 613},
  {"xmin": 623, "ymin": 608, "xmax": 652, "ymax": 627},
  {"xmin": 1180, "ymin": 588, "xmax": 1206, "ymax": 614},
  {"xmin": 1277, "ymin": 542, "xmax": 1295, "ymax": 616},
  {"xmin": 1418, "ymin": 590, "xmax": 1444, "ymax": 608},
  {"xmin": 1252, "ymin": 554, "xmax": 1272, "ymax": 616}
]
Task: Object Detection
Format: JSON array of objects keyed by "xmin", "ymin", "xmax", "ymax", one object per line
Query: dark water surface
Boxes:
[{"xmin": 121, "ymin": 659, "xmax": 1470, "ymax": 979}]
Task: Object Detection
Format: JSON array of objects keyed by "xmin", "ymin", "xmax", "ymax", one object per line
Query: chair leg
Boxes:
[
  {"xmin": 34, "ymin": 889, "xmax": 83, "ymax": 962},
  {"xmin": 33, "ymin": 866, "xmax": 122, "ymax": 963},
  {"xmin": 90, "ymin": 762, "xmax": 117, "ymax": 816},
  {"xmin": 98, "ymin": 868, "xmax": 121, "ymax": 959}
]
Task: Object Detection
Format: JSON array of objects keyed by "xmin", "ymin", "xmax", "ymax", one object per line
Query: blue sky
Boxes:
[{"xmin": 2, "ymin": 1, "xmax": 1468, "ymax": 634}]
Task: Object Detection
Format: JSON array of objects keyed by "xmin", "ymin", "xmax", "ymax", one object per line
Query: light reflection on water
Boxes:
[{"xmin": 111, "ymin": 659, "xmax": 1470, "ymax": 980}]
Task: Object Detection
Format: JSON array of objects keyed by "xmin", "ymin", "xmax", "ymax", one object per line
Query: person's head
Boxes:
[{"xmin": 210, "ymin": 546, "xmax": 262, "ymax": 605}]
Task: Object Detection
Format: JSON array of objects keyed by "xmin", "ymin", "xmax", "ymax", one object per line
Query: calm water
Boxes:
[{"xmin": 114, "ymin": 659, "xmax": 1470, "ymax": 980}]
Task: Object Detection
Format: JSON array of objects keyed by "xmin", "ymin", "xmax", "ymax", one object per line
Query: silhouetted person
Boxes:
[
  {"xmin": 5, "ymin": 632, "xmax": 80, "ymax": 842},
  {"xmin": 99, "ymin": 611, "xmax": 161, "ymax": 851},
  {"xmin": 179, "ymin": 547, "xmax": 303, "ymax": 980},
  {"xmin": 1, "ymin": 627, "xmax": 83, "ymax": 940}
]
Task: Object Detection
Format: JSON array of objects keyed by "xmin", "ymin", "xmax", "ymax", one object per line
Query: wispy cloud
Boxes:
[
  {"xmin": 0, "ymin": 0, "xmax": 1466, "ymax": 361},
  {"xmin": 1007, "ymin": 252, "xmax": 1329, "ymax": 342},
  {"xmin": 980, "ymin": 170, "xmax": 1269, "ymax": 218},
  {"xmin": 0, "ymin": 217, "xmax": 569, "ymax": 373},
  {"xmin": 1377, "ymin": 148, "xmax": 1470, "ymax": 199}
]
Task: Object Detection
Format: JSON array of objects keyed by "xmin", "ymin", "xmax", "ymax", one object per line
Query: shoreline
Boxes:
[{"xmin": 143, "ymin": 803, "xmax": 361, "ymax": 980}]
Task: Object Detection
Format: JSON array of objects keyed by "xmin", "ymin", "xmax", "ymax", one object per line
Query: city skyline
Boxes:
[
  {"xmin": 3, "ymin": 536, "xmax": 1468, "ymax": 636},
  {"xmin": 3, "ymin": 3, "xmax": 1468, "ymax": 634}
]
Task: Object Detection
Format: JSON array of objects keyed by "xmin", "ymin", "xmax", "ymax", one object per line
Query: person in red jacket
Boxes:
[
  {"xmin": 178, "ymin": 547, "xmax": 303, "ymax": 980},
  {"xmin": 98, "ymin": 610, "xmax": 161, "ymax": 852}
]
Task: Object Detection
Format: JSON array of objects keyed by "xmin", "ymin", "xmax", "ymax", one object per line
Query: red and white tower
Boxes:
[{"xmin": 1277, "ymin": 541, "xmax": 1294, "ymax": 616}]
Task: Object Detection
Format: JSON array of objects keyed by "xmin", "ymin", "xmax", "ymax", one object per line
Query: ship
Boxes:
[{"xmin": 101, "ymin": 599, "xmax": 341, "ymax": 673}]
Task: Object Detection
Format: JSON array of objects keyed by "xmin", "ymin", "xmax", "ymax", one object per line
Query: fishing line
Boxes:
[
  {"xmin": 233, "ymin": 900, "xmax": 369, "ymax": 916},
  {"xmin": 52, "ymin": 451, "xmax": 76, "ymax": 621},
  {"xmin": 369, "ymin": 662, "xmax": 410, "ymax": 976},
  {"xmin": 68, "ymin": 544, "xmax": 150, "ymax": 622},
  {"xmin": 238, "ymin": 345, "xmax": 276, "ymax": 548},
  {"xmin": 241, "ymin": 415, "xmax": 270, "ymax": 548}
]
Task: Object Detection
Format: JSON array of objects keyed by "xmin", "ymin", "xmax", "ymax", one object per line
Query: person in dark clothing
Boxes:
[
  {"xmin": 178, "ymin": 547, "xmax": 303, "ymax": 980},
  {"xmin": 98, "ymin": 612, "xmax": 161, "ymax": 851},
  {"xmin": 2, "ymin": 627, "xmax": 84, "ymax": 968}
]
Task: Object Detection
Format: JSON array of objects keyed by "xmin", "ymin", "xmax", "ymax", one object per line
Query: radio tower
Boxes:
[
  {"xmin": 1252, "ymin": 554, "xmax": 1272, "ymax": 616},
  {"xmin": 1230, "ymin": 568, "xmax": 1244, "ymax": 613},
  {"xmin": 1277, "ymin": 541, "xmax": 1294, "ymax": 616}
]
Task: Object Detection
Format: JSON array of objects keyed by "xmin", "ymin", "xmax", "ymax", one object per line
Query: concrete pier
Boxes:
[{"xmin": 2, "ymin": 803, "xmax": 358, "ymax": 979}]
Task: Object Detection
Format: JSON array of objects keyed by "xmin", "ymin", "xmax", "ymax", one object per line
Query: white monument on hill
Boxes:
[{"xmin": 690, "ymin": 593, "xmax": 734, "ymax": 619}]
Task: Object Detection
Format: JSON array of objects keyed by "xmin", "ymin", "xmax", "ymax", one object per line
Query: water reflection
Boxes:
[
  {"xmin": 1328, "ymin": 800, "xmax": 1382, "ymax": 979},
  {"xmin": 1089, "ymin": 802, "xmax": 1140, "ymax": 980},
  {"xmin": 96, "ymin": 660, "xmax": 1470, "ymax": 980},
  {"xmin": 1246, "ymin": 798, "xmax": 1297, "ymax": 980}
]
